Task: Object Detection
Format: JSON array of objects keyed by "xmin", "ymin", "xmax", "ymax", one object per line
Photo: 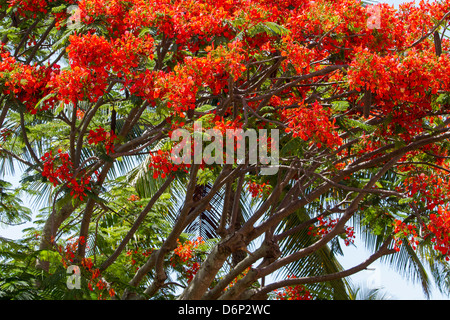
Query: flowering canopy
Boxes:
[{"xmin": 1, "ymin": 0, "xmax": 450, "ymax": 300}]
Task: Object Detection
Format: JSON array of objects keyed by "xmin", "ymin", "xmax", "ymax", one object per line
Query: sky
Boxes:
[
  {"xmin": 382, "ymin": 0, "xmax": 405, "ymax": 6},
  {"xmin": 1, "ymin": 0, "xmax": 449, "ymax": 301}
]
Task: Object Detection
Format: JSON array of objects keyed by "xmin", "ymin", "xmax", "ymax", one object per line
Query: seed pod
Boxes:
[
  {"xmin": 434, "ymin": 30, "xmax": 442, "ymax": 57},
  {"xmin": 363, "ymin": 89, "xmax": 372, "ymax": 119},
  {"xmin": 111, "ymin": 107, "xmax": 116, "ymax": 134},
  {"xmin": 187, "ymin": 106, "xmax": 194, "ymax": 119}
]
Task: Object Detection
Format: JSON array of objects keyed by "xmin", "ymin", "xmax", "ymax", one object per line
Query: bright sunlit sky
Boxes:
[{"xmin": 1, "ymin": 0, "xmax": 449, "ymax": 300}]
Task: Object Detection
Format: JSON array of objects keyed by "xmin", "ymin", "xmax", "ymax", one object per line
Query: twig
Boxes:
[{"xmin": 406, "ymin": 11, "xmax": 450, "ymax": 49}]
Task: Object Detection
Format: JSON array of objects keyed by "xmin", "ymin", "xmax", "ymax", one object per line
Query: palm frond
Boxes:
[
  {"xmin": 274, "ymin": 208, "xmax": 351, "ymax": 300},
  {"xmin": 363, "ymin": 231, "xmax": 432, "ymax": 299}
]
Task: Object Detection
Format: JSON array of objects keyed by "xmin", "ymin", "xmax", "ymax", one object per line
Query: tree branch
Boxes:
[
  {"xmin": 100, "ymin": 174, "xmax": 174, "ymax": 271},
  {"xmin": 248, "ymin": 237, "xmax": 396, "ymax": 299}
]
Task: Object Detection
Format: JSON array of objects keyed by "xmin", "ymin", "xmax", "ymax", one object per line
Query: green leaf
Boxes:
[
  {"xmin": 35, "ymin": 92, "xmax": 57, "ymax": 110},
  {"xmin": 331, "ymin": 101, "xmax": 349, "ymax": 112},
  {"xmin": 51, "ymin": 4, "xmax": 68, "ymax": 14},
  {"xmin": 280, "ymin": 138, "xmax": 305, "ymax": 157},
  {"xmin": 262, "ymin": 21, "xmax": 291, "ymax": 36},
  {"xmin": 435, "ymin": 93, "xmax": 450, "ymax": 104},
  {"xmin": 398, "ymin": 197, "xmax": 413, "ymax": 205},
  {"xmin": 343, "ymin": 118, "xmax": 376, "ymax": 133},
  {"xmin": 85, "ymin": 190, "xmax": 108, "ymax": 204},
  {"xmin": 196, "ymin": 104, "xmax": 215, "ymax": 112}
]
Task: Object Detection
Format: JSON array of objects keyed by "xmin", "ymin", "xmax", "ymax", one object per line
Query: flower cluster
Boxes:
[
  {"xmin": 280, "ymin": 41, "xmax": 316, "ymax": 74},
  {"xmin": 1, "ymin": 49, "xmax": 58, "ymax": 113},
  {"xmin": 212, "ymin": 115, "xmax": 244, "ymax": 137},
  {"xmin": 247, "ymin": 181, "xmax": 272, "ymax": 198},
  {"xmin": 67, "ymin": 31, "xmax": 153, "ymax": 75},
  {"xmin": 400, "ymin": 172, "xmax": 448, "ymax": 211},
  {"xmin": 111, "ymin": 32, "xmax": 154, "ymax": 74},
  {"xmin": 8, "ymin": 0, "xmax": 49, "ymax": 16},
  {"xmin": 82, "ymin": 258, "xmax": 115, "ymax": 299},
  {"xmin": 8, "ymin": 0, "xmax": 76, "ymax": 18},
  {"xmin": 171, "ymin": 237, "xmax": 205, "ymax": 283},
  {"xmin": 274, "ymin": 275, "xmax": 313, "ymax": 300},
  {"xmin": 348, "ymin": 48, "xmax": 450, "ymax": 130},
  {"xmin": 154, "ymin": 42, "xmax": 246, "ymax": 116},
  {"xmin": 308, "ymin": 216, "xmax": 355, "ymax": 246},
  {"xmin": 172, "ymin": 237, "xmax": 204, "ymax": 263},
  {"xmin": 185, "ymin": 262, "xmax": 201, "ymax": 283},
  {"xmin": 282, "ymin": 100, "xmax": 342, "ymax": 150},
  {"xmin": 126, "ymin": 248, "xmax": 154, "ymax": 270},
  {"xmin": 67, "ymin": 33, "xmax": 113, "ymax": 72},
  {"xmin": 57, "ymin": 236, "xmax": 87, "ymax": 267},
  {"xmin": 127, "ymin": 194, "xmax": 140, "ymax": 202},
  {"xmin": 56, "ymin": 236, "xmax": 115, "ymax": 299},
  {"xmin": 51, "ymin": 66, "xmax": 103, "ymax": 105},
  {"xmin": 124, "ymin": 0, "xmax": 236, "ymax": 51},
  {"xmin": 78, "ymin": 0, "xmax": 133, "ymax": 35},
  {"xmin": 149, "ymin": 149, "xmax": 190, "ymax": 179},
  {"xmin": 343, "ymin": 226, "xmax": 356, "ymax": 246},
  {"xmin": 87, "ymin": 126, "xmax": 118, "ymax": 154},
  {"xmin": 392, "ymin": 219, "xmax": 420, "ymax": 252},
  {"xmin": 76, "ymin": 109, "xmax": 85, "ymax": 120},
  {"xmin": 41, "ymin": 149, "xmax": 95, "ymax": 201},
  {"xmin": 53, "ymin": 30, "xmax": 154, "ymax": 105},
  {"xmin": 127, "ymin": 69, "xmax": 162, "ymax": 105},
  {"xmin": 426, "ymin": 206, "xmax": 450, "ymax": 260}
]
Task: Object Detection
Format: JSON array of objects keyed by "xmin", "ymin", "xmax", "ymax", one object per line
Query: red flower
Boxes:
[
  {"xmin": 87, "ymin": 127, "xmax": 118, "ymax": 154},
  {"xmin": 280, "ymin": 100, "xmax": 342, "ymax": 150},
  {"xmin": 274, "ymin": 276, "xmax": 313, "ymax": 300}
]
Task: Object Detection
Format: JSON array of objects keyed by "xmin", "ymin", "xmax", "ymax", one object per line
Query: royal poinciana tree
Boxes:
[{"xmin": 1, "ymin": 0, "xmax": 450, "ymax": 300}]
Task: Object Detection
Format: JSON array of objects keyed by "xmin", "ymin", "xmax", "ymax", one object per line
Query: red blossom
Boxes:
[
  {"xmin": 281, "ymin": 100, "xmax": 342, "ymax": 150},
  {"xmin": 41, "ymin": 150, "xmax": 94, "ymax": 201},
  {"xmin": 307, "ymin": 216, "xmax": 355, "ymax": 246},
  {"xmin": 87, "ymin": 126, "xmax": 118, "ymax": 154},
  {"xmin": 149, "ymin": 149, "xmax": 190, "ymax": 179},
  {"xmin": 171, "ymin": 237, "xmax": 205, "ymax": 283},
  {"xmin": 274, "ymin": 276, "xmax": 313, "ymax": 300}
]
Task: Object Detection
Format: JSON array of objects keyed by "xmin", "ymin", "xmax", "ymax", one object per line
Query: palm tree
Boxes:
[{"xmin": 348, "ymin": 282, "xmax": 393, "ymax": 300}]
